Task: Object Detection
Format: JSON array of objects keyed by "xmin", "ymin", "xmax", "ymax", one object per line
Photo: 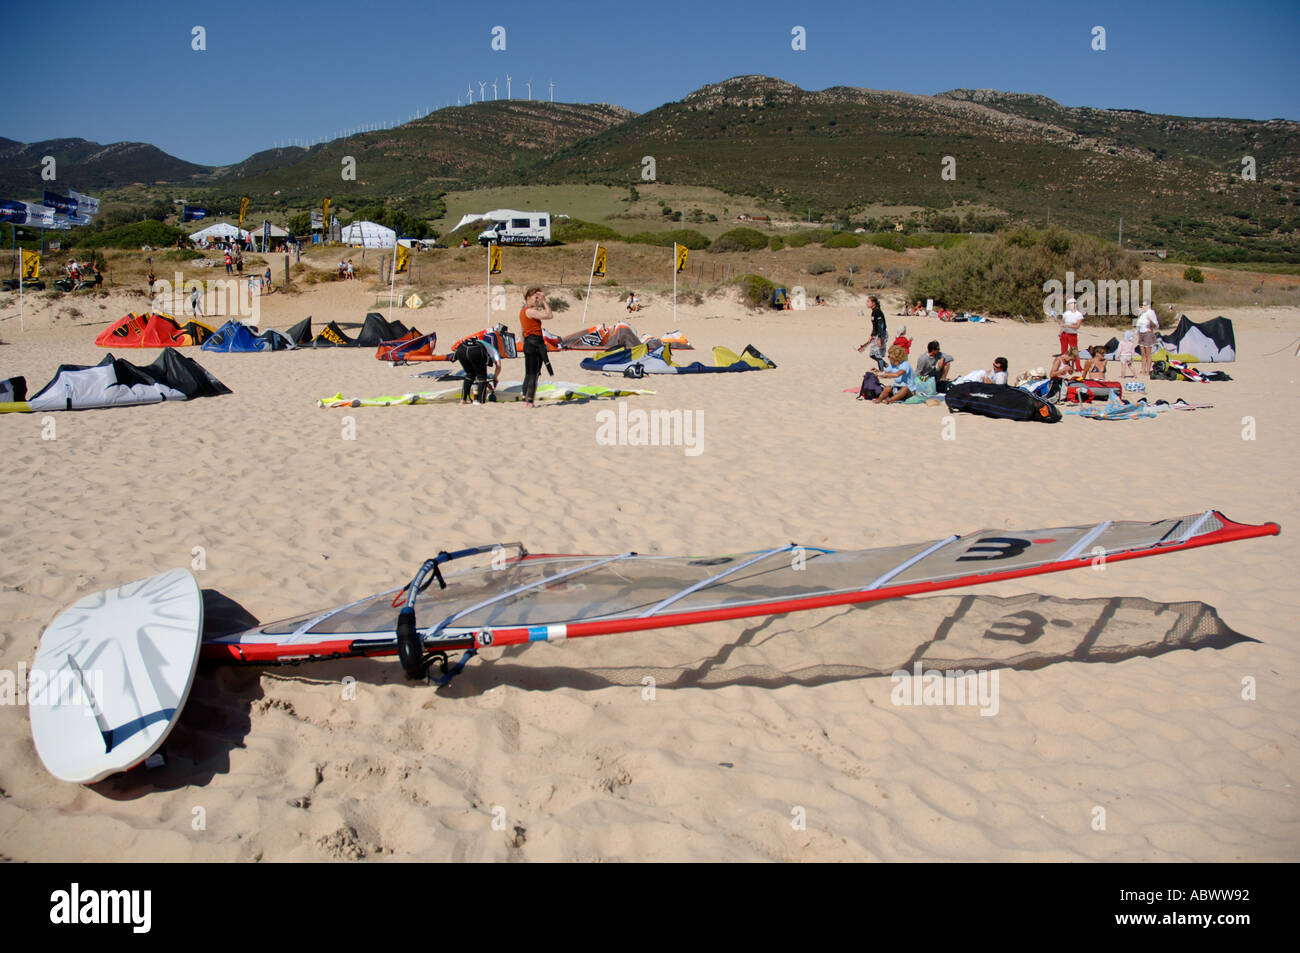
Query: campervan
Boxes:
[{"xmin": 477, "ymin": 211, "xmax": 551, "ymax": 246}]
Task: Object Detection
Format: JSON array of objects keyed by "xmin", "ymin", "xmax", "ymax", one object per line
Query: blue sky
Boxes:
[{"xmin": 3, "ymin": 0, "xmax": 1297, "ymax": 166}]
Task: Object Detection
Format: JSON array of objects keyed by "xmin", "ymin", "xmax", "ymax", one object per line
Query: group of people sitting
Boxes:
[
  {"xmin": 336, "ymin": 259, "xmax": 356, "ymax": 279},
  {"xmin": 857, "ymin": 297, "xmax": 1010, "ymax": 404},
  {"xmin": 902, "ymin": 301, "xmax": 960, "ymax": 321}
]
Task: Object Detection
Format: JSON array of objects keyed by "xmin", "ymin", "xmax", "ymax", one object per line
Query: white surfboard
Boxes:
[{"xmin": 30, "ymin": 568, "xmax": 203, "ymax": 784}]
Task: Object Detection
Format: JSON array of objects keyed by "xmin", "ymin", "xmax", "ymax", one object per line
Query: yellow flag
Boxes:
[
  {"xmin": 238, "ymin": 196, "xmax": 250, "ymax": 228},
  {"xmin": 322, "ymin": 198, "xmax": 331, "ymax": 236},
  {"xmin": 21, "ymin": 249, "xmax": 39, "ymax": 281},
  {"xmin": 675, "ymin": 243, "xmax": 688, "ymax": 274},
  {"xmin": 396, "ymin": 243, "xmax": 409, "ymax": 274},
  {"xmin": 489, "ymin": 243, "xmax": 502, "ymax": 275},
  {"xmin": 593, "ymin": 244, "xmax": 607, "ymax": 279}
]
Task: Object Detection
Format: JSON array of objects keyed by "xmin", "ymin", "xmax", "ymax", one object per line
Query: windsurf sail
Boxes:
[{"xmin": 203, "ymin": 511, "xmax": 1279, "ymax": 678}]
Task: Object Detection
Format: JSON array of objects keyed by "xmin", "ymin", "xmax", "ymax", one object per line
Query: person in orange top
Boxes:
[{"xmin": 520, "ymin": 286, "xmax": 553, "ymax": 406}]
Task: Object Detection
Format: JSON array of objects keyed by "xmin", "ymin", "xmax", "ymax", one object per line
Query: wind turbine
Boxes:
[
  {"xmin": 466, "ymin": 83, "xmax": 473, "ymax": 104},
  {"xmin": 492, "ymin": 78, "xmax": 498, "ymax": 100},
  {"xmin": 548, "ymin": 79, "xmax": 555, "ymax": 103},
  {"xmin": 478, "ymin": 80, "xmax": 487, "ymax": 101},
  {"xmin": 526, "ymin": 78, "xmax": 532, "ymax": 100},
  {"xmin": 506, "ymin": 74, "xmax": 512, "ymax": 99}
]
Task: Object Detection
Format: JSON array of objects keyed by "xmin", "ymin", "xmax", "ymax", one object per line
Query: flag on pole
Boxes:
[
  {"xmin": 69, "ymin": 190, "xmax": 99, "ymax": 216},
  {"xmin": 0, "ymin": 199, "xmax": 28, "ymax": 224},
  {"xmin": 238, "ymin": 196, "xmax": 250, "ymax": 228},
  {"xmin": 182, "ymin": 204, "xmax": 207, "ymax": 221},
  {"xmin": 322, "ymin": 198, "xmax": 331, "ymax": 235},
  {"xmin": 395, "ymin": 243, "xmax": 410, "ymax": 273},
  {"xmin": 675, "ymin": 242, "xmax": 688, "ymax": 273},
  {"xmin": 592, "ymin": 244, "xmax": 607, "ymax": 278},
  {"xmin": 21, "ymin": 249, "xmax": 40, "ymax": 280},
  {"xmin": 42, "ymin": 190, "xmax": 76, "ymax": 215},
  {"xmin": 489, "ymin": 243, "xmax": 502, "ymax": 275},
  {"xmin": 23, "ymin": 203, "xmax": 55, "ymax": 227}
]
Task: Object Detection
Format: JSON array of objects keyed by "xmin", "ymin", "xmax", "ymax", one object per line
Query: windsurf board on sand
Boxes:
[{"xmin": 29, "ymin": 568, "xmax": 203, "ymax": 784}]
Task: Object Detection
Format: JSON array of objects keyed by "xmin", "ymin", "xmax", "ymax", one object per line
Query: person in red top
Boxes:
[{"xmin": 520, "ymin": 286, "xmax": 553, "ymax": 406}]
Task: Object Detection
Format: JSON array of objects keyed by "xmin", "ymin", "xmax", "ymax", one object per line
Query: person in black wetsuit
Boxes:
[
  {"xmin": 856, "ymin": 295, "xmax": 888, "ymax": 370},
  {"xmin": 453, "ymin": 335, "xmax": 500, "ymax": 404}
]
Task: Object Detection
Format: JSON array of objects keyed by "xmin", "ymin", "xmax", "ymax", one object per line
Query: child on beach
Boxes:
[{"xmin": 1117, "ymin": 331, "xmax": 1137, "ymax": 379}]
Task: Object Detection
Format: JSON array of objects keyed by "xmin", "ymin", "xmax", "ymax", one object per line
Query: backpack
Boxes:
[{"xmin": 858, "ymin": 371, "xmax": 883, "ymax": 399}]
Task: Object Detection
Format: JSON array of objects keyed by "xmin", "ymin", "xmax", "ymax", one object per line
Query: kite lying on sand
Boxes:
[
  {"xmin": 580, "ymin": 343, "xmax": 775, "ymax": 376},
  {"xmin": 1, "ymin": 349, "xmax": 230, "ymax": 413},
  {"xmin": 95, "ymin": 312, "xmax": 215, "ymax": 348},
  {"xmin": 317, "ymin": 380, "xmax": 654, "ymax": 407},
  {"xmin": 559, "ymin": 323, "xmax": 692, "ymax": 350}
]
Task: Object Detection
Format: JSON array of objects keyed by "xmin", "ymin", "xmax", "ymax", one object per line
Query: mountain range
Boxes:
[{"xmin": 4, "ymin": 75, "xmax": 1297, "ymax": 258}]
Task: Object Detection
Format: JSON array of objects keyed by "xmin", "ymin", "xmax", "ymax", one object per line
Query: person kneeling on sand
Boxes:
[{"xmin": 873, "ymin": 344, "xmax": 918, "ymax": 404}]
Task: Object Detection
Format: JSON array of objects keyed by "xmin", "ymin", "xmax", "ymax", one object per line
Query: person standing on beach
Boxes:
[
  {"xmin": 1057, "ymin": 297, "xmax": 1084, "ymax": 355},
  {"xmin": 1135, "ymin": 300, "xmax": 1160, "ymax": 378},
  {"xmin": 520, "ymin": 286, "xmax": 553, "ymax": 407},
  {"xmin": 856, "ymin": 295, "xmax": 888, "ymax": 369},
  {"xmin": 224, "ymin": 250, "xmax": 232, "ymax": 275},
  {"xmin": 188, "ymin": 285, "xmax": 202, "ymax": 316}
]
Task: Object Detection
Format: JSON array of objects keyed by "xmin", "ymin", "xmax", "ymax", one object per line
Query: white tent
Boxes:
[
  {"xmin": 340, "ymin": 221, "xmax": 396, "ymax": 248},
  {"xmin": 189, "ymin": 222, "xmax": 249, "ymax": 242}
]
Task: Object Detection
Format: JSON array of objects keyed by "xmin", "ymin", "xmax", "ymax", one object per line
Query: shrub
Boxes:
[
  {"xmin": 552, "ymin": 218, "xmax": 621, "ymax": 243},
  {"xmin": 732, "ymin": 273, "xmax": 776, "ymax": 308},
  {"xmin": 1183, "ymin": 266, "xmax": 1205, "ymax": 283},
  {"xmin": 865, "ymin": 232, "xmax": 905, "ymax": 252},
  {"xmin": 626, "ymin": 229, "xmax": 711, "ymax": 250},
  {"xmin": 905, "ymin": 226, "xmax": 1140, "ymax": 319},
  {"xmin": 768, "ymin": 236, "xmax": 784, "ymax": 251},
  {"xmin": 547, "ymin": 295, "xmax": 570, "ymax": 312},
  {"xmin": 163, "ymin": 249, "xmax": 203, "ymax": 261},
  {"xmin": 808, "ymin": 261, "xmax": 835, "ymax": 275},
  {"xmin": 788, "ymin": 229, "xmax": 833, "ymax": 246},
  {"xmin": 825, "ymin": 232, "xmax": 861, "ymax": 248},
  {"xmin": 708, "ymin": 227, "xmax": 768, "ymax": 253},
  {"xmin": 77, "ymin": 221, "xmax": 183, "ymax": 249}
]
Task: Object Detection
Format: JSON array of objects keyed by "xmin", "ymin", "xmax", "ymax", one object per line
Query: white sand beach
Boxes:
[{"xmin": 0, "ymin": 280, "xmax": 1296, "ymax": 861}]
